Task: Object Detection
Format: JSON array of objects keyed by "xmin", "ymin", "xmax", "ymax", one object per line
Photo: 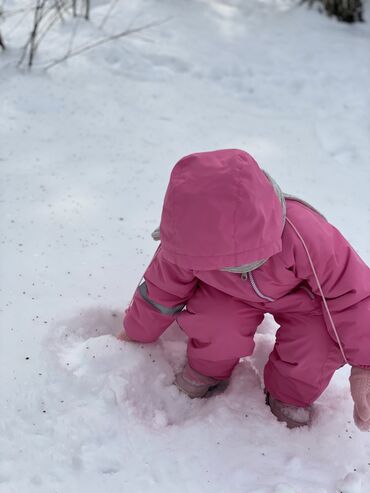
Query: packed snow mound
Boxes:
[{"xmin": 20, "ymin": 311, "xmax": 364, "ymax": 493}]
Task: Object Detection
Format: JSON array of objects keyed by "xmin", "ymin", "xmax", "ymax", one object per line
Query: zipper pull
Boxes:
[{"xmin": 241, "ymin": 272, "xmax": 247, "ymax": 281}]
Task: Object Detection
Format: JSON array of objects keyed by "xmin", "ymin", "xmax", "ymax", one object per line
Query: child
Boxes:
[{"xmin": 119, "ymin": 149, "xmax": 370, "ymax": 430}]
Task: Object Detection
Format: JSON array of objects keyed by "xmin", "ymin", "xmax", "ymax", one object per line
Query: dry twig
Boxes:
[
  {"xmin": 43, "ymin": 18, "xmax": 168, "ymax": 70},
  {"xmin": 99, "ymin": 0, "xmax": 120, "ymax": 29},
  {"xmin": 0, "ymin": 31, "xmax": 5, "ymax": 50}
]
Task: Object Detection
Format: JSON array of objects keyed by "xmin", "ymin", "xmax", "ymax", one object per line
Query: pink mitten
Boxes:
[{"xmin": 349, "ymin": 367, "xmax": 370, "ymax": 431}]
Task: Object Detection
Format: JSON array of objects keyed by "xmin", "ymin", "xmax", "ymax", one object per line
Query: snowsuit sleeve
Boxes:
[
  {"xmin": 286, "ymin": 203, "xmax": 370, "ymax": 367},
  {"xmin": 123, "ymin": 246, "xmax": 198, "ymax": 343}
]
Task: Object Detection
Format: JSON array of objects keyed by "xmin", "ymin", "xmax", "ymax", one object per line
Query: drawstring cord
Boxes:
[
  {"xmin": 130, "ymin": 211, "xmax": 349, "ymax": 366},
  {"xmin": 286, "ymin": 217, "xmax": 348, "ymax": 365}
]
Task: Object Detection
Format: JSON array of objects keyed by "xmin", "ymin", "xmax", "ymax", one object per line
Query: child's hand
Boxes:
[
  {"xmin": 349, "ymin": 367, "xmax": 370, "ymax": 431},
  {"xmin": 117, "ymin": 329, "xmax": 133, "ymax": 342}
]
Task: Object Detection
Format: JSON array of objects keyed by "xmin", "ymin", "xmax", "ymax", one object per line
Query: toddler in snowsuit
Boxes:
[{"xmin": 119, "ymin": 149, "xmax": 370, "ymax": 430}]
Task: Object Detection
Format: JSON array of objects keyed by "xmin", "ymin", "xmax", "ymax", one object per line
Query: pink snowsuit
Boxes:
[{"xmin": 124, "ymin": 150, "xmax": 370, "ymax": 407}]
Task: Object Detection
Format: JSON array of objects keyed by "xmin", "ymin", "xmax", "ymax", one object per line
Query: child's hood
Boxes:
[{"xmin": 158, "ymin": 149, "xmax": 285, "ymax": 271}]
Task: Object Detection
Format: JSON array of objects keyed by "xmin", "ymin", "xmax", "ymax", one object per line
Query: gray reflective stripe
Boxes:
[
  {"xmin": 299, "ymin": 285, "xmax": 315, "ymax": 300},
  {"xmin": 283, "ymin": 194, "xmax": 326, "ymax": 220},
  {"xmin": 263, "ymin": 170, "xmax": 287, "ymax": 228},
  {"xmin": 138, "ymin": 281, "xmax": 186, "ymax": 315},
  {"xmin": 248, "ymin": 271, "xmax": 275, "ymax": 302}
]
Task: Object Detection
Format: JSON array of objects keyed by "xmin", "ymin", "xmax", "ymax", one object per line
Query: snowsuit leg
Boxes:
[
  {"xmin": 176, "ymin": 282, "xmax": 264, "ymax": 380},
  {"xmin": 264, "ymin": 308, "xmax": 345, "ymax": 407}
]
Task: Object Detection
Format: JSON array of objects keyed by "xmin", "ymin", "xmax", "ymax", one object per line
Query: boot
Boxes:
[
  {"xmin": 266, "ymin": 391, "xmax": 312, "ymax": 429},
  {"xmin": 175, "ymin": 362, "xmax": 223, "ymax": 398}
]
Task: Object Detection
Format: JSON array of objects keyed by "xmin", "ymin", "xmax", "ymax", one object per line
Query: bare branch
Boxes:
[
  {"xmin": 28, "ymin": 0, "xmax": 47, "ymax": 67},
  {"xmin": 1, "ymin": 3, "xmax": 36, "ymax": 19},
  {"xmin": 85, "ymin": 0, "xmax": 90, "ymax": 20},
  {"xmin": 43, "ymin": 17, "xmax": 169, "ymax": 70},
  {"xmin": 53, "ymin": 0, "xmax": 67, "ymax": 22},
  {"xmin": 99, "ymin": 0, "xmax": 121, "ymax": 29},
  {"xmin": 17, "ymin": 0, "xmax": 69, "ymax": 68},
  {"xmin": 66, "ymin": 15, "xmax": 81, "ymax": 55},
  {"xmin": 34, "ymin": 9, "xmax": 61, "ymax": 50},
  {"xmin": 0, "ymin": 31, "xmax": 5, "ymax": 50}
]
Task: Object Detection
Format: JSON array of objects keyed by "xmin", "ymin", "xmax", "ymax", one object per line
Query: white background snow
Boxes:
[{"xmin": 1, "ymin": 0, "xmax": 370, "ymax": 492}]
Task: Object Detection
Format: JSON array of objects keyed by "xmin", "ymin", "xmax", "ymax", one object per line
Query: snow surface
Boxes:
[{"xmin": 1, "ymin": 0, "xmax": 370, "ymax": 492}]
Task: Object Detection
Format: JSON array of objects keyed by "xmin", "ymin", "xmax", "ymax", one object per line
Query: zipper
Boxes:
[
  {"xmin": 241, "ymin": 271, "xmax": 275, "ymax": 302},
  {"xmin": 299, "ymin": 285, "xmax": 315, "ymax": 300}
]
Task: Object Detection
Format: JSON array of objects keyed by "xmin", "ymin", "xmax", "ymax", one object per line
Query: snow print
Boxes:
[{"xmin": 14, "ymin": 307, "xmax": 366, "ymax": 493}]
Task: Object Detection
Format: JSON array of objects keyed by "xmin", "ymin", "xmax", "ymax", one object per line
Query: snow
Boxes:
[{"xmin": 1, "ymin": 0, "xmax": 370, "ymax": 491}]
